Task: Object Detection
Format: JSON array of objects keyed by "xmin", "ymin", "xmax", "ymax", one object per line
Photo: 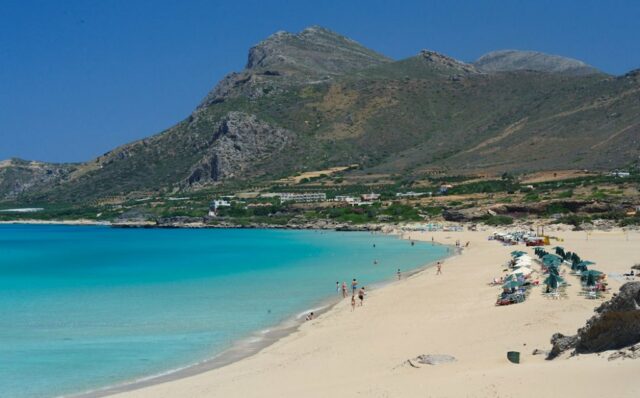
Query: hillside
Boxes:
[
  {"xmin": 474, "ymin": 49, "xmax": 601, "ymax": 75},
  {"xmin": 2, "ymin": 26, "xmax": 640, "ymax": 204}
]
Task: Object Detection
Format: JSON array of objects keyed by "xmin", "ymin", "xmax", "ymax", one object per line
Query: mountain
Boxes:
[
  {"xmin": 474, "ymin": 50, "xmax": 601, "ymax": 75},
  {"xmin": 2, "ymin": 27, "xmax": 640, "ymax": 204}
]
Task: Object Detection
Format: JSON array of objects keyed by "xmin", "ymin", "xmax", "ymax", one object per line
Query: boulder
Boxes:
[
  {"xmin": 547, "ymin": 333, "xmax": 578, "ymax": 359},
  {"xmin": 547, "ymin": 282, "xmax": 640, "ymax": 359}
]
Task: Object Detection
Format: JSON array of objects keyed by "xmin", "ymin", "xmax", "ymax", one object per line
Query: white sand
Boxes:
[{"xmin": 114, "ymin": 229, "xmax": 640, "ymax": 397}]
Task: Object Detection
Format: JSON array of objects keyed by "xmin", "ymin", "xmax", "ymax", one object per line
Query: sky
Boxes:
[{"xmin": 1, "ymin": 0, "xmax": 639, "ymax": 163}]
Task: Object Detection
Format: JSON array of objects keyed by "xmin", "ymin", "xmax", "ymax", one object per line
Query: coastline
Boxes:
[
  {"xmin": 72, "ymin": 232, "xmax": 456, "ymax": 397},
  {"xmin": 111, "ymin": 228, "xmax": 640, "ymax": 398}
]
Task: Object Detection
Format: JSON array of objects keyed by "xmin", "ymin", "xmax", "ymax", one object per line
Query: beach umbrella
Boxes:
[
  {"xmin": 511, "ymin": 250, "xmax": 526, "ymax": 257},
  {"xmin": 544, "ymin": 273, "xmax": 565, "ymax": 289},
  {"xmin": 548, "ymin": 266, "xmax": 560, "ymax": 276},
  {"xmin": 554, "ymin": 246, "xmax": 565, "ymax": 257},
  {"xmin": 503, "ymin": 280, "xmax": 524, "ymax": 289}
]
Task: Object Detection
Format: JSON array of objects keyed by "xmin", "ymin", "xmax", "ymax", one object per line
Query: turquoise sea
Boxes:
[{"xmin": 0, "ymin": 225, "xmax": 448, "ymax": 398}]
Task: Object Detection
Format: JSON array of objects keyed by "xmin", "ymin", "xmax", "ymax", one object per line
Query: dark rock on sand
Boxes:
[{"xmin": 547, "ymin": 282, "xmax": 640, "ymax": 359}]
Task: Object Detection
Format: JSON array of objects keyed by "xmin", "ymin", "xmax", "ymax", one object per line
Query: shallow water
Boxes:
[{"xmin": 0, "ymin": 225, "xmax": 448, "ymax": 397}]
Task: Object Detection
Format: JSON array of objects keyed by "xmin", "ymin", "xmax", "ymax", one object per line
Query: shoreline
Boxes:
[
  {"xmin": 111, "ymin": 228, "xmax": 640, "ymax": 398},
  {"xmin": 71, "ymin": 231, "xmax": 456, "ymax": 398}
]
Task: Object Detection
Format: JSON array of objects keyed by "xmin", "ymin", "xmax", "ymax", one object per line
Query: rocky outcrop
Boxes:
[
  {"xmin": 442, "ymin": 208, "xmax": 488, "ymax": 222},
  {"xmin": 200, "ymin": 26, "xmax": 391, "ymax": 105},
  {"xmin": 547, "ymin": 282, "xmax": 640, "ymax": 359},
  {"xmin": 0, "ymin": 158, "xmax": 75, "ymax": 201},
  {"xmin": 474, "ymin": 50, "xmax": 601, "ymax": 76},
  {"xmin": 185, "ymin": 112, "xmax": 292, "ymax": 186},
  {"xmin": 419, "ymin": 50, "xmax": 478, "ymax": 75}
]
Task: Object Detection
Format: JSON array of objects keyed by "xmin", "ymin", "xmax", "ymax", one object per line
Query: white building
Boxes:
[
  {"xmin": 208, "ymin": 199, "xmax": 231, "ymax": 216},
  {"xmin": 334, "ymin": 195, "xmax": 357, "ymax": 204},
  {"xmin": 361, "ymin": 193, "xmax": 380, "ymax": 201},
  {"xmin": 278, "ymin": 192, "xmax": 327, "ymax": 203}
]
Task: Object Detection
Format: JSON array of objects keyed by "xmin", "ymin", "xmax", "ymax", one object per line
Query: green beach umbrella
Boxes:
[
  {"xmin": 544, "ymin": 273, "xmax": 565, "ymax": 289},
  {"xmin": 511, "ymin": 250, "xmax": 527, "ymax": 257}
]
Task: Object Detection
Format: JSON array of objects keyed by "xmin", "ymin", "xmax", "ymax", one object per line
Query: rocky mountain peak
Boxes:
[
  {"xmin": 418, "ymin": 50, "xmax": 478, "ymax": 74},
  {"xmin": 474, "ymin": 50, "xmax": 601, "ymax": 76},
  {"xmin": 245, "ymin": 26, "xmax": 391, "ymax": 75},
  {"xmin": 201, "ymin": 26, "xmax": 391, "ymax": 106}
]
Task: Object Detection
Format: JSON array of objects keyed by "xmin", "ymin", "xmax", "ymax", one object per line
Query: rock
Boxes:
[
  {"xmin": 547, "ymin": 333, "xmax": 578, "ymax": 359},
  {"xmin": 575, "ymin": 282, "xmax": 640, "ymax": 353},
  {"xmin": 442, "ymin": 208, "xmax": 487, "ymax": 222},
  {"xmin": 414, "ymin": 354, "xmax": 457, "ymax": 365},
  {"xmin": 185, "ymin": 112, "xmax": 293, "ymax": 186},
  {"xmin": 547, "ymin": 282, "xmax": 640, "ymax": 359},
  {"xmin": 608, "ymin": 344, "xmax": 640, "ymax": 361}
]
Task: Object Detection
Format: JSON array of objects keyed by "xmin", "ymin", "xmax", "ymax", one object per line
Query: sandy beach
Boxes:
[{"xmin": 113, "ymin": 228, "xmax": 640, "ymax": 398}]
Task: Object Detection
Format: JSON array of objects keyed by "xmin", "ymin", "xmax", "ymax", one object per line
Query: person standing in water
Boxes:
[
  {"xmin": 397, "ymin": 268, "xmax": 402, "ymax": 280},
  {"xmin": 351, "ymin": 278, "xmax": 358, "ymax": 295},
  {"xmin": 336, "ymin": 281, "xmax": 340, "ymax": 293},
  {"xmin": 341, "ymin": 281, "xmax": 348, "ymax": 298}
]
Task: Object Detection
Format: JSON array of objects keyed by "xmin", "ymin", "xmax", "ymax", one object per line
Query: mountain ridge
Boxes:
[{"xmin": 2, "ymin": 26, "xmax": 639, "ymax": 203}]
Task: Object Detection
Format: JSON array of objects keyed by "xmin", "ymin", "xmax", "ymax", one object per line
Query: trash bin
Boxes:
[{"xmin": 507, "ymin": 351, "xmax": 520, "ymax": 364}]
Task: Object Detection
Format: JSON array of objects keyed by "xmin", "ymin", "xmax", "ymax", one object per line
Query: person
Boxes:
[
  {"xmin": 305, "ymin": 312, "xmax": 314, "ymax": 321},
  {"xmin": 411, "ymin": 241, "xmax": 415, "ymax": 246},
  {"xmin": 436, "ymin": 262, "xmax": 442, "ymax": 275},
  {"xmin": 397, "ymin": 268, "xmax": 402, "ymax": 280},
  {"xmin": 336, "ymin": 281, "xmax": 340, "ymax": 293},
  {"xmin": 373, "ymin": 260, "xmax": 378, "ymax": 265},
  {"xmin": 341, "ymin": 281, "xmax": 348, "ymax": 298},
  {"xmin": 373, "ymin": 243, "xmax": 376, "ymax": 248},
  {"xmin": 358, "ymin": 287, "xmax": 365, "ymax": 306},
  {"xmin": 465, "ymin": 241, "xmax": 470, "ymax": 247},
  {"xmin": 431, "ymin": 236, "xmax": 435, "ymax": 245},
  {"xmin": 351, "ymin": 278, "xmax": 358, "ymax": 294},
  {"xmin": 351, "ymin": 295, "xmax": 356, "ymax": 311}
]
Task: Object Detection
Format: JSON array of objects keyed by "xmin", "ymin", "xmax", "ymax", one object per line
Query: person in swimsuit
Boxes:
[
  {"xmin": 336, "ymin": 281, "xmax": 340, "ymax": 293},
  {"xmin": 436, "ymin": 262, "xmax": 442, "ymax": 275},
  {"xmin": 397, "ymin": 268, "xmax": 402, "ymax": 280},
  {"xmin": 351, "ymin": 278, "xmax": 358, "ymax": 294},
  {"xmin": 358, "ymin": 287, "xmax": 365, "ymax": 306},
  {"xmin": 341, "ymin": 281, "xmax": 348, "ymax": 298},
  {"xmin": 305, "ymin": 312, "xmax": 314, "ymax": 321},
  {"xmin": 351, "ymin": 295, "xmax": 356, "ymax": 311}
]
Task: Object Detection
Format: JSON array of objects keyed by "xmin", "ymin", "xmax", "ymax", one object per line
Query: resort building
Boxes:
[{"xmin": 277, "ymin": 192, "xmax": 327, "ymax": 203}]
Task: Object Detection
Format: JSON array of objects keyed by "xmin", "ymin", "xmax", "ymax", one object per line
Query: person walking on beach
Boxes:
[
  {"xmin": 397, "ymin": 268, "xmax": 402, "ymax": 280},
  {"xmin": 341, "ymin": 281, "xmax": 348, "ymax": 298},
  {"xmin": 358, "ymin": 287, "xmax": 365, "ymax": 306},
  {"xmin": 351, "ymin": 278, "xmax": 358, "ymax": 295},
  {"xmin": 351, "ymin": 295, "xmax": 356, "ymax": 311},
  {"xmin": 436, "ymin": 262, "xmax": 442, "ymax": 275}
]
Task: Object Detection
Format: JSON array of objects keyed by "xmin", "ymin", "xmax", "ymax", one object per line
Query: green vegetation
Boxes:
[{"xmin": 482, "ymin": 215, "xmax": 514, "ymax": 226}]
